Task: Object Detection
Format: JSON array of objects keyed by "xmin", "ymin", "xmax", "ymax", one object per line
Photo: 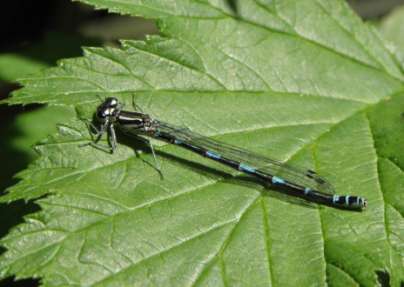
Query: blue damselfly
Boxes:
[{"xmin": 85, "ymin": 97, "xmax": 367, "ymax": 210}]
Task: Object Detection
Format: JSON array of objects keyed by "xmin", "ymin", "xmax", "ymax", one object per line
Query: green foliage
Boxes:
[
  {"xmin": 380, "ymin": 4, "xmax": 404, "ymax": 68},
  {"xmin": 0, "ymin": 32, "xmax": 96, "ymax": 192},
  {"xmin": 1, "ymin": 0, "xmax": 404, "ymax": 286},
  {"xmin": 0, "ymin": 32, "xmax": 99, "ymax": 83}
]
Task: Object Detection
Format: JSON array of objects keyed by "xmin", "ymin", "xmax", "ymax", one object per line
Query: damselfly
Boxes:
[{"xmin": 84, "ymin": 97, "xmax": 367, "ymax": 210}]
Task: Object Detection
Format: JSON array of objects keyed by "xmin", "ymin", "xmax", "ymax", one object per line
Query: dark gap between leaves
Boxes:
[
  {"xmin": 0, "ymin": 276, "xmax": 39, "ymax": 287},
  {"xmin": 376, "ymin": 270, "xmax": 390, "ymax": 287}
]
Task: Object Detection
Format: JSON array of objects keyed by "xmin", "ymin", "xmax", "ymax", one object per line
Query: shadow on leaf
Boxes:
[
  {"xmin": 226, "ymin": 0, "xmax": 239, "ymax": 15},
  {"xmin": 113, "ymin": 130, "xmax": 320, "ymax": 210}
]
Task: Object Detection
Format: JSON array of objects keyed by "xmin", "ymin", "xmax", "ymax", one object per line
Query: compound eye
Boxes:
[
  {"xmin": 96, "ymin": 108, "xmax": 108, "ymax": 120},
  {"xmin": 109, "ymin": 98, "xmax": 118, "ymax": 107},
  {"xmin": 105, "ymin": 97, "xmax": 118, "ymax": 107}
]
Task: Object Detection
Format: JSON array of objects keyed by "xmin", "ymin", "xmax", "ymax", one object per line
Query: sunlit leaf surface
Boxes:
[{"xmin": 1, "ymin": 0, "xmax": 403, "ymax": 286}]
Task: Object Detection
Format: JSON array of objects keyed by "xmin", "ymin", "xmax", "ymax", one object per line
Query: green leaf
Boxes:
[
  {"xmin": 0, "ymin": 31, "xmax": 96, "ymax": 191},
  {"xmin": 380, "ymin": 4, "xmax": 404, "ymax": 68},
  {"xmin": 1, "ymin": 0, "xmax": 404, "ymax": 286},
  {"xmin": 0, "ymin": 105, "xmax": 75, "ymax": 196},
  {"xmin": 0, "ymin": 31, "xmax": 99, "ymax": 191},
  {"xmin": 10, "ymin": 106, "xmax": 76, "ymax": 159}
]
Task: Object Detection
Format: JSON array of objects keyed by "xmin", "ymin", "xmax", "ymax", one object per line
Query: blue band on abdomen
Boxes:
[
  {"xmin": 206, "ymin": 151, "xmax": 221, "ymax": 160},
  {"xmin": 272, "ymin": 176, "xmax": 285, "ymax": 185},
  {"xmin": 239, "ymin": 163, "xmax": 256, "ymax": 173}
]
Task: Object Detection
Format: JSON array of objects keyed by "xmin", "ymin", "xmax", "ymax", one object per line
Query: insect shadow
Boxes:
[
  {"xmin": 148, "ymin": 148, "xmax": 362, "ymax": 212},
  {"xmin": 113, "ymin": 130, "xmax": 318, "ymax": 209}
]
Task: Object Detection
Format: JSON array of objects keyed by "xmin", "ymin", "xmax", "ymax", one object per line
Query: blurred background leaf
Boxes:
[{"xmin": 380, "ymin": 4, "xmax": 404, "ymax": 67}]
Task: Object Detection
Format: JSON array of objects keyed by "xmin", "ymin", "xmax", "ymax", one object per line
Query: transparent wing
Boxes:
[{"xmin": 154, "ymin": 122, "xmax": 335, "ymax": 195}]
